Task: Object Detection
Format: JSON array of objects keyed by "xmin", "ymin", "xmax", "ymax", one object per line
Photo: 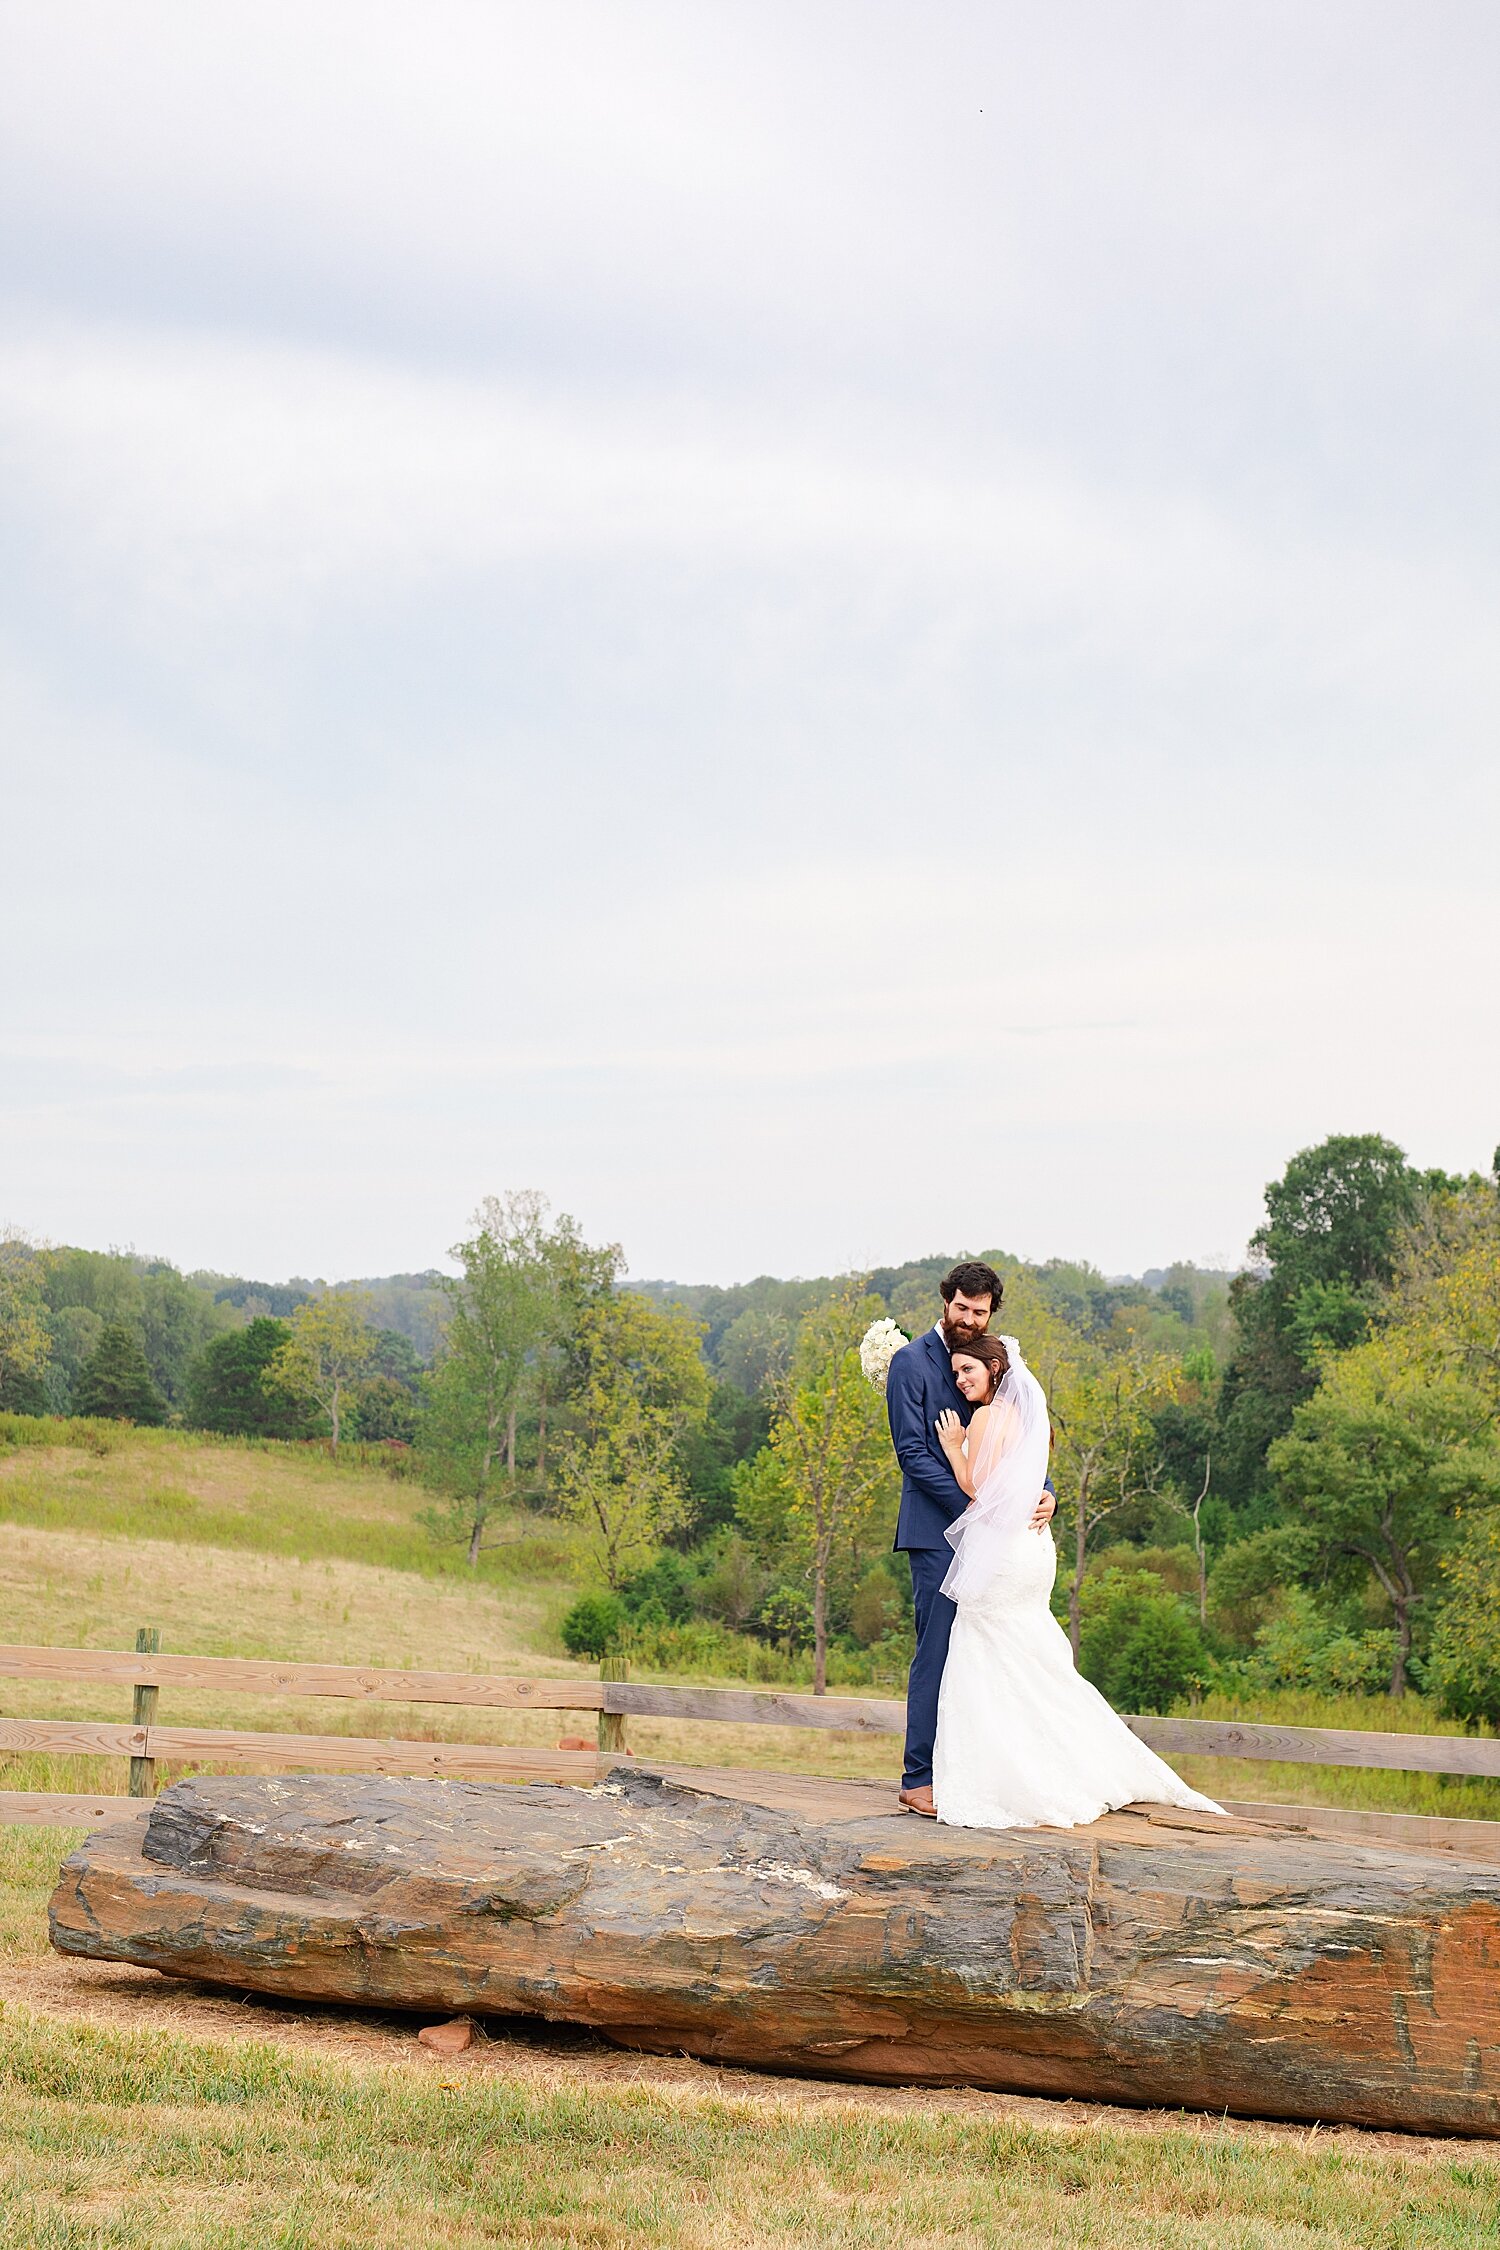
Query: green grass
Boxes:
[
  {"xmin": 0, "ymin": 1424, "xmax": 569, "ymax": 1585},
  {"xmin": 0, "ymin": 2001, "xmax": 1495, "ymax": 2250}
]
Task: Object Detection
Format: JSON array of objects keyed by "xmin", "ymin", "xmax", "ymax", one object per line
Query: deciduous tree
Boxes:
[
  {"xmin": 760, "ymin": 1292, "xmax": 896, "ymax": 1694},
  {"xmin": 1047, "ymin": 1343, "xmax": 1183, "ymax": 1659},
  {"xmin": 266, "ymin": 1294, "xmax": 377, "ymax": 1451},
  {"xmin": 0, "ymin": 1239, "xmax": 52, "ymax": 1411},
  {"xmin": 558, "ymin": 1291, "xmax": 709, "ymax": 1589},
  {"xmin": 1270, "ymin": 1335, "xmax": 1500, "ymax": 1695}
]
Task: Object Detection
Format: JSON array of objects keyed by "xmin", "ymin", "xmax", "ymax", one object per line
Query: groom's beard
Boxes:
[{"xmin": 941, "ymin": 1316, "xmax": 987, "ymax": 1349}]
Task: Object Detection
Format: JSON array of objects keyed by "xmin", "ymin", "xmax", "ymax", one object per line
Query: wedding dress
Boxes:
[{"xmin": 932, "ymin": 1337, "xmax": 1223, "ymax": 1831}]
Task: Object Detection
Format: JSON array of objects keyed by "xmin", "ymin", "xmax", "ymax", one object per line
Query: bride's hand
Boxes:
[{"xmin": 934, "ymin": 1408, "xmax": 964, "ymax": 1456}]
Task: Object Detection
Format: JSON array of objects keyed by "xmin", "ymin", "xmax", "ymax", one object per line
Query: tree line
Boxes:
[{"xmin": 2, "ymin": 1133, "xmax": 1497, "ymax": 1717}]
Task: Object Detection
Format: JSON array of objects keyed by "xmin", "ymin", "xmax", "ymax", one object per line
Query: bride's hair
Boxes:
[{"xmin": 950, "ymin": 1332, "xmax": 1009, "ymax": 1398}]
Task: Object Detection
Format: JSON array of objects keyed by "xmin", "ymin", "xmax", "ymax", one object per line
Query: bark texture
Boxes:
[{"xmin": 49, "ymin": 1769, "xmax": 1500, "ymax": 2136}]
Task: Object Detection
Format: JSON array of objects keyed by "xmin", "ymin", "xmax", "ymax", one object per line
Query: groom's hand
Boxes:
[{"xmin": 1029, "ymin": 1490, "xmax": 1057, "ymax": 1530}]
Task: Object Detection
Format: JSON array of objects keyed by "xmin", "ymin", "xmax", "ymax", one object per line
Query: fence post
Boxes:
[
  {"xmin": 128, "ymin": 1626, "xmax": 161, "ymax": 1798},
  {"xmin": 598, "ymin": 1653, "xmax": 628, "ymax": 1756}
]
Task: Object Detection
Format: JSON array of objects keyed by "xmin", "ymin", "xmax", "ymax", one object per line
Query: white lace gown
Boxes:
[{"xmin": 932, "ymin": 1522, "xmax": 1224, "ymax": 1831}]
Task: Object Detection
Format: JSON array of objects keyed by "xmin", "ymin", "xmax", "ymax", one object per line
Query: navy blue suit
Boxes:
[
  {"xmin": 886, "ymin": 1328, "xmax": 971, "ymax": 1789},
  {"xmin": 887, "ymin": 1326, "xmax": 1053, "ymax": 1791}
]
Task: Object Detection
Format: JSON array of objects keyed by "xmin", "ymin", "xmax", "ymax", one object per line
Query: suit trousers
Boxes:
[{"xmin": 901, "ymin": 1545, "xmax": 957, "ymax": 1789}]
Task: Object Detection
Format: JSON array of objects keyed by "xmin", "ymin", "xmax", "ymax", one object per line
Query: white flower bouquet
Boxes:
[{"xmin": 859, "ymin": 1317, "xmax": 908, "ymax": 1392}]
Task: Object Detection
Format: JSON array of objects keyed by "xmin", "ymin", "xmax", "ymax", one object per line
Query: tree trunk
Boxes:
[
  {"xmin": 329, "ymin": 1383, "xmax": 340, "ymax": 1454},
  {"xmin": 812, "ymin": 1552, "xmax": 828, "ymax": 1697},
  {"xmin": 467, "ymin": 1506, "xmax": 484, "ymax": 1567},
  {"xmin": 506, "ymin": 1403, "xmax": 517, "ymax": 1481},
  {"xmin": 537, "ymin": 1377, "xmax": 548, "ymax": 1480},
  {"xmin": 1069, "ymin": 1477, "xmax": 1087, "ymax": 1661},
  {"xmin": 1390, "ymin": 1594, "xmax": 1411, "ymax": 1697}
]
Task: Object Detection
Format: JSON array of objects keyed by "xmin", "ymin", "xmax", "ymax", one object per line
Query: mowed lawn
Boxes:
[{"xmin": 2, "ymin": 1833, "xmax": 1497, "ymax": 2250}]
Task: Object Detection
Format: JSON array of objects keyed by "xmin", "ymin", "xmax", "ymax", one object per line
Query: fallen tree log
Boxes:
[{"xmin": 49, "ymin": 1768, "xmax": 1500, "ymax": 2136}]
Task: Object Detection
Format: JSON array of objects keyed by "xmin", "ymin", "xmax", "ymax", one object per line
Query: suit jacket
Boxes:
[
  {"xmin": 887, "ymin": 1325, "xmax": 1056, "ymax": 1553},
  {"xmin": 887, "ymin": 1327, "xmax": 971, "ymax": 1552}
]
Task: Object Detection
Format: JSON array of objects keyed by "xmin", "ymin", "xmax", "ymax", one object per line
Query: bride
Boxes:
[{"xmin": 931, "ymin": 1332, "xmax": 1223, "ymax": 1831}]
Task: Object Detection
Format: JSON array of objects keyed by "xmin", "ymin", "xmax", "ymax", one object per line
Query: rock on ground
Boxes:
[{"xmin": 48, "ymin": 1768, "xmax": 1500, "ymax": 2137}]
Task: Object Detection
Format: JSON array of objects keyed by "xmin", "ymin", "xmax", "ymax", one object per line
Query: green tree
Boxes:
[
  {"xmin": 1426, "ymin": 1512, "xmax": 1500, "ymax": 1727},
  {"xmin": 0, "ymin": 1239, "xmax": 52, "ymax": 1411},
  {"xmin": 186, "ymin": 1318, "xmax": 313, "ymax": 1438},
  {"xmin": 265, "ymin": 1294, "xmax": 377, "ymax": 1451},
  {"xmin": 1213, "ymin": 1134, "xmax": 1445, "ymax": 1516},
  {"xmin": 349, "ymin": 1374, "xmax": 419, "ymax": 1443},
  {"xmin": 138, "ymin": 1263, "xmax": 230, "ymax": 1408},
  {"xmin": 422, "ymin": 1197, "xmax": 598, "ymax": 1566},
  {"xmin": 1048, "ymin": 1343, "xmax": 1183, "ymax": 1659},
  {"xmin": 558, "ymin": 1291, "xmax": 710, "ymax": 1588},
  {"xmin": 1269, "ymin": 1335, "xmax": 1500, "ymax": 1695},
  {"xmin": 72, "ymin": 1321, "xmax": 168, "ymax": 1425},
  {"xmin": 759, "ymin": 1291, "xmax": 897, "ymax": 1694}
]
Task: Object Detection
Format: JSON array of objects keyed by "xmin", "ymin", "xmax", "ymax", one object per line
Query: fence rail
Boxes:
[{"xmin": 2, "ymin": 1638, "xmax": 1498, "ymax": 1831}]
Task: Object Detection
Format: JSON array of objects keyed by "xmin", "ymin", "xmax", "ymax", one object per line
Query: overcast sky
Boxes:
[{"xmin": 2, "ymin": 3, "xmax": 1497, "ymax": 1286}]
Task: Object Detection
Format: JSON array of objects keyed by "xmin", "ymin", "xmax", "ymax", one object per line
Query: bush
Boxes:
[
  {"xmin": 0, "ymin": 1410, "xmax": 120, "ymax": 1457},
  {"xmin": 1206, "ymin": 1524, "xmax": 1319, "ymax": 1647},
  {"xmin": 1248, "ymin": 1588, "xmax": 1397, "ymax": 1697},
  {"xmin": 1077, "ymin": 1566, "xmax": 1211, "ymax": 1714},
  {"xmin": 850, "ymin": 1563, "xmax": 909, "ymax": 1647},
  {"xmin": 689, "ymin": 1531, "xmax": 766, "ymax": 1630},
  {"xmin": 1105, "ymin": 1604, "xmax": 1208, "ymax": 1714},
  {"xmin": 559, "ymin": 1593, "xmax": 625, "ymax": 1659},
  {"xmin": 618, "ymin": 1550, "xmax": 697, "ymax": 1626}
]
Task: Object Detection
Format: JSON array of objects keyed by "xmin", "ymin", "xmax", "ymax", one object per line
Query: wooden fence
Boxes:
[{"xmin": 2, "ymin": 1635, "xmax": 1498, "ymax": 1848}]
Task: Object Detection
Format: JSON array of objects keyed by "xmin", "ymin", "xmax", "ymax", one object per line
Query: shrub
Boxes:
[
  {"xmin": 850, "ymin": 1564, "xmax": 908, "ymax": 1647},
  {"xmin": 0, "ymin": 1410, "xmax": 120, "ymax": 1456},
  {"xmin": 618, "ymin": 1550, "xmax": 697, "ymax": 1626},
  {"xmin": 1108, "ymin": 1602, "xmax": 1207, "ymax": 1715},
  {"xmin": 1077, "ymin": 1566, "xmax": 1210, "ymax": 1714},
  {"xmin": 559, "ymin": 1593, "xmax": 625, "ymax": 1659},
  {"xmin": 757, "ymin": 1585, "xmax": 814, "ymax": 1653},
  {"xmin": 1207, "ymin": 1524, "xmax": 1319, "ymax": 1647},
  {"xmin": 1248, "ymin": 1588, "xmax": 1397, "ymax": 1697},
  {"xmin": 693, "ymin": 1531, "xmax": 767, "ymax": 1630}
]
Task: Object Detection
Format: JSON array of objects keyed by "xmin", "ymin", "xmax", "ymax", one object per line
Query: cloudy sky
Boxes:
[{"xmin": 2, "ymin": 3, "xmax": 1497, "ymax": 1285}]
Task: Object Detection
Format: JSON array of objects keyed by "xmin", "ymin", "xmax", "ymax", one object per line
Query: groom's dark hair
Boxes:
[{"xmin": 940, "ymin": 1260, "xmax": 1003, "ymax": 1309}]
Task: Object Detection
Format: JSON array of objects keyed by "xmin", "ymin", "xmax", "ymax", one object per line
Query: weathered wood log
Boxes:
[{"xmin": 49, "ymin": 1769, "xmax": 1500, "ymax": 2136}]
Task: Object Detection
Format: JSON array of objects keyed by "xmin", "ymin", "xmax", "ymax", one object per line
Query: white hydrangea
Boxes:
[{"xmin": 859, "ymin": 1317, "xmax": 908, "ymax": 1392}]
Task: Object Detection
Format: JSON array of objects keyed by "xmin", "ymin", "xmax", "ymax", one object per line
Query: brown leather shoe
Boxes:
[{"xmin": 898, "ymin": 1785, "xmax": 937, "ymax": 1818}]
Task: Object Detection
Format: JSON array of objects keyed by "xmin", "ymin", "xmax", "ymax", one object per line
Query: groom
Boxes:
[{"xmin": 886, "ymin": 1260, "xmax": 1055, "ymax": 1817}]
